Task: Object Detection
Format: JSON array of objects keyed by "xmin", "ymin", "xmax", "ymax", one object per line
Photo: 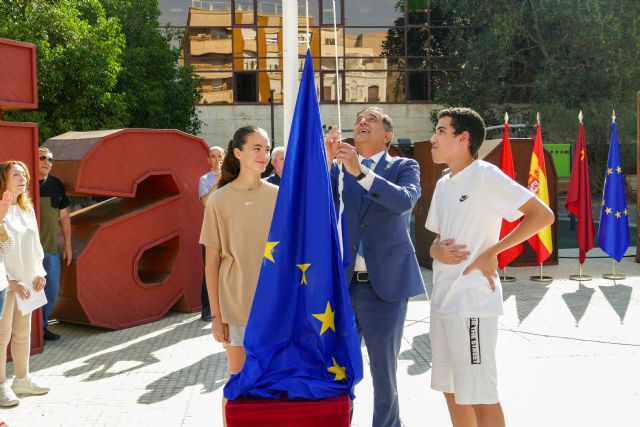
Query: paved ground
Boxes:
[{"xmin": 1, "ymin": 251, "xmax": 638, "ymax": 426}]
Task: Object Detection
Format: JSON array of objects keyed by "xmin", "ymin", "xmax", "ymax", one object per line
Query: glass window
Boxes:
[
  {"xmin": 319, "ymin": 27, "xmax": 344, "ymax": 58},
  {"xmin": 407, "ymin": 71, "xmax": 428, "ymax": 100},
  {"xmin": 407, "ymin": 0, "xmax": 429, "ymax": 25},
  {"xmin": 258, "ymin": 72, "xmax": 283, "ymax": 103},
  {"xmin": 428, "ymin": 27, "xmax": 449, "ymax": 56},
  {"xmin": 198, "ymin": 71, "xmax": 234, "ymax": 104},
  {"xmin": 321, "ymin": 0, "xmax": 342, "ymax": 26},
  {"xmin": 320, "ymin": 57, "xmax": 344, "ymax": 70},
  {"xmin": 160, "ymin": 0, "xmax": 194, "ymax": 26},
  {"xmin": 298, "ymin": 0, "xmax": 320, "ymax": 27},
  {"xmin": 186, "ymin": 27, "xmax": 233, "ymax": 59},
  {"xmin": 187, "ymin": 1, "xmax": 232, "ymax": 26},
  {"xmin": 345, "ymin": 71, "xmax": 404, "ymax": 102},
  {"xmin": 343, "ymin": 28, "xmax": 404, "ymax": 59},
  {"xmin": 235, "ymin": 0, "xmax": 256, "ymax": 25},
  {"xmin": 257, "ymin": 0, "xmax": 282, "ymax": 26},
  {"xmin": 406, "ymin": 27, "xmax": 428, "ymax": 56},
  {"xmin": 320, "ymin": 70, "xmax": 344, "ymax": 101},
  {"xmin": 236, "ymin": 71, "xmax": 258, "ymax": 102},
  {"xmin": 344, "ymin": 0, "xmax": 403, "ymax": 27},
  {"xmin": 258, "ymin": 27, "xmax": 281, "ymax": 57},
  {"xmin": 297, "ymin": 27, "xmax": 321, "ymax": 56}
]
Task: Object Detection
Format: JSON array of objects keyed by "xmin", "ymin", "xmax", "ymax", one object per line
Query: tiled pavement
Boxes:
[{"xmin": 1, "ymin": 251, "xmax": 638, "ymax": 426}]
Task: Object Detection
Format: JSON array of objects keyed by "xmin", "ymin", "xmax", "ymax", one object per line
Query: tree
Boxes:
[
  {"xmin": 0, "ymin": 0, "xmax": 128, "ymax": 142},
  {"xmin": 0, "ymin": 0, "xmax": 202, "ymax": 141},
  {"xmin": 429, "ymin": 0, "xmax": 640, "ymax": 192},
  {"xmin": 99, "ymin": 0, "xmax": 202, "ymax": 134}
]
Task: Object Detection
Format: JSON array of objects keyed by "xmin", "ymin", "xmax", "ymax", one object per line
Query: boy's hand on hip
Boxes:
[{"xmin": 463, "ymin": 250, "xmax": 498, "ymax": 291}]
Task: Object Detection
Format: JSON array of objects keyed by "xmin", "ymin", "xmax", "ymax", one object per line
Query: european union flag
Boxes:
[
  {"xmin": 598, "ymin": 120, "xmax": 630, "ymax": 262},
  {"xmin": 224, "ymin": 50, "xmax": 363, "ymax": 400}
]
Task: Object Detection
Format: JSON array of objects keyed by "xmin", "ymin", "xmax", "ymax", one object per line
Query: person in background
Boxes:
[
  {"xmin": 0, "ymin": 160, "xmax": 49, "ymax": 407},
  {"xmin": 37, "ymin": 147, "xmax": 71, "ymax": 342},
  {"xmin": 265, "ymin": 146, "xmax": 285, "ymax": 186},
  {"xmin": 198, "ymin": 146, "xmax": 225, "ymax": 321}
]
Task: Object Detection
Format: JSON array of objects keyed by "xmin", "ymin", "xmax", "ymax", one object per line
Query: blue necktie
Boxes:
[{"xmin": 357, "ymin": 158, "xmax": 373, "ymax": 257}]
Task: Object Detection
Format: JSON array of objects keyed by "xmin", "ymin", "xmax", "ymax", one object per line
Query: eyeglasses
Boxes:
[{"xmin": 39, "ymin": 155, "xmax": 54, "ymax": 164}]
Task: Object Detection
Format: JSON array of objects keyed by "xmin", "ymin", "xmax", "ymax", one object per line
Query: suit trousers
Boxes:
[{"xmin": 350, "ymin": 279, "xmax": 408, "ymax": 427}]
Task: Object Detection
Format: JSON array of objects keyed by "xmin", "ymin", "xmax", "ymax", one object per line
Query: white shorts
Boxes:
[
  {"xmin": 225, "ymin": 324, "xmax": 246, "ymax": 347},
  {"xmin": 430, "ymin": 316, "xmax": 499, "ymax": 405}
]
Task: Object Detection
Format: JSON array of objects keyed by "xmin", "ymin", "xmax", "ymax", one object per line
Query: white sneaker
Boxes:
[
  {"xmin": 11, "ymin": 375, "xmax": 49, "ymax": 396},
  {"xmin": 0, "ymin": 382, "xmax": 19, "ymax": 407}
]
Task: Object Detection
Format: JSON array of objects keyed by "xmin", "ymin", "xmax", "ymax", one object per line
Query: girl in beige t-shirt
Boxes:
[{"xmin": 199, "ymin": 125, "xmax": 278, "ymax": 389}]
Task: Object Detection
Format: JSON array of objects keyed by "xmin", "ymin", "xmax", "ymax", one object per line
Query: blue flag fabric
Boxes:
[
  {"xmin": 597, "ymin": 121, "xmax": 630, "ymax": 262},
  {"xmin": 224, "ymin": 50, "xmax": 363, "ymax": 400}
]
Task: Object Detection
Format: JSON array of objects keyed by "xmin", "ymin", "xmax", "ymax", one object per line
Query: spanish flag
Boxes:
[{"xmin": 526, "ymin": 124, "xmax": 553, "ymax": 263}]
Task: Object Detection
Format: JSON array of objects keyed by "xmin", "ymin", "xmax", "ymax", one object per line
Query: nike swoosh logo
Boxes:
[
  {"xmin": 244, "ymin": 201, "xmax": 254, "ymax": 206},
  {"xmin": 459, "ymin": 195, "xmax": 469, "ymax": 202}
]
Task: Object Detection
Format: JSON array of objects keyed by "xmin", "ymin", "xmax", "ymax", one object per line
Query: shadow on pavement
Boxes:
[
  {"xmin": 138, "ymin": 352, "xmax": 228, "ymax": 404},
  {"xmin": 398, "ymin": 333, "xmax": 431, "ymax": 375}
]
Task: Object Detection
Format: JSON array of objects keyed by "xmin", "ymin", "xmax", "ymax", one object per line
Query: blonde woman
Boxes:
[{"xmin": 0, "ymin": 160, "xmax": 48, "ymax": 407}]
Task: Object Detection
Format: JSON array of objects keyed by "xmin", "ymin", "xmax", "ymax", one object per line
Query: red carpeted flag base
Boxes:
[{"xmin": 226, "ymin": 394, "xmax": 350, "ymax": 427}]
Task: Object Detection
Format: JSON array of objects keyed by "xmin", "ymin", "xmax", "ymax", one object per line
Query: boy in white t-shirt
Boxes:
[{"xmin": 425, "ymin": 108, "xmax": 554, "ymax": 427}]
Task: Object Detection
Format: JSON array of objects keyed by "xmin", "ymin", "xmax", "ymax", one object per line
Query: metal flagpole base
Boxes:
[
  {"xmin": 530, "ymin": 275, "xmax": 553, "ymax": 282},
  {"xmin": 569, "ymin": 274, "xmax": 592, "ymax": 281},
  {"xmin": 603, "ymin": 273, "xmax": 625, "ymax": 280},
  {"xmin": 500, "ymin": 275, "xmax": 516, "ymax": 282}
]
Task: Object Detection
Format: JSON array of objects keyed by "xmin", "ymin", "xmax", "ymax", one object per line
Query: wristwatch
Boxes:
[{"xmin": 355, "ymin": 165, "xmax": 369, "ymax": 181}]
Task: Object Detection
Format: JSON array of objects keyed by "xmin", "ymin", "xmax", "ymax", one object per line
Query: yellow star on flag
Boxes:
[
  {"xmin": 263, "ymin": 241, "xmax": 280, "ymax": 263},
  {"xmin": 297, "ymin": 263, "xmax": 311, "ymax": 285},
  {"xmin": 327, "ymin": 357, "xmax": 346, "ymax": 381},
  {"xmin": 616, "ymin": 166, "xmax": 622, "ymax": 173},
  {"xmin": 624, "ymin": 208, "xmax": 629, "ymax": 216},
  {"xmin": 605, "ymin": 207, "xmax": 612, "ymax": 215},
  {"xmin": 615, "ymin": 211, "xmax": 621, "ymax": 219},
  {"xmin": 607, "ymin": 167, "xmax": 613, "ymax": 175},
  {"xmin": 312, "ymin": 301, "xmax": 335, "ymax": 335}
]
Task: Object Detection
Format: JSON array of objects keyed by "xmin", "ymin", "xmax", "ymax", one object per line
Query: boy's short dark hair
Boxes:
[{"xmin": 438, "ymin": 108, "xmax": 486, "ymax": 157}]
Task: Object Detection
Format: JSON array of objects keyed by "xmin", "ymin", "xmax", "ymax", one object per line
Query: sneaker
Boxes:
[
  {"xmin": 0, "ymin": 382, "xmax": 19, "ymax": 407},
  {"xmin": 43, "ymin": 328, "xmax": 60, "ymax": 341},
  {"xmin": 201, "ymin": 306, "xmax": 212, "ymax": 322},
  {"xmin": 11, "ymin": 376, "xmax": 49, "ymax": 396}
]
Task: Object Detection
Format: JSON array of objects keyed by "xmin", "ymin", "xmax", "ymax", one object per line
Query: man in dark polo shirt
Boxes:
[{"xmin": 38, "ymin": 147, "xmax": 72, "ymax": 342}]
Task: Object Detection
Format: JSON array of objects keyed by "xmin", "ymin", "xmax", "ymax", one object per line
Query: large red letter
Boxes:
[{"xmin": 44, "ymin": 129, "xmax": 209, "ymax": 329}]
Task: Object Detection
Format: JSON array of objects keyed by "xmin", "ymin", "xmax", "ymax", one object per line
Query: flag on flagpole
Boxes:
[
  {"xmin": 597, "ymin": 119, "xmax": 630, "ymax": 262},
  {"xmin": 497, "ymin": 123, "xmax": 523, "ymax": 269},
  {"xmin": 526, "ymin": 123, "xmax": 553, "ymax": 263},
  {"xmin": 565, "ymin": 121, "xmax": 595, "ymax": 264},
  {"xmin": 224, "ymin": 50, "xmax": 363, "ymax": 400}
]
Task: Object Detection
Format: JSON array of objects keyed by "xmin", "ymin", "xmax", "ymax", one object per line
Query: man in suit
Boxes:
[
  {"xmin": 325, "ymin": 107, "xmax": 425, "ymax": 427},
  {"xmin": 265, "ymin": 146, "xmax": 284, "ymax": 186}
]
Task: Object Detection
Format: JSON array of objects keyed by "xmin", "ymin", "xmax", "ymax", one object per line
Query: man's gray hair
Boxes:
[
  {"xmin": 271, "ymin": 146, "xmax": 285, "ymax": 160},
  {"xmin": 38, "ymin": 146, "xmax": 53, "ymax": 155}
]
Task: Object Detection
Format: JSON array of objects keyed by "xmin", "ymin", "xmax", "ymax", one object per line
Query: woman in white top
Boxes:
[{"xmin": 0, "ymin": 160, "xmax": 49, "ymax": 408}]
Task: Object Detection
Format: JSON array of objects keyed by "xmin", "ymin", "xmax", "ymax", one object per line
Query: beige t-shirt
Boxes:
[{"xmin": 199, "ymin": 181, "xmax": 278, "ymax": 325}]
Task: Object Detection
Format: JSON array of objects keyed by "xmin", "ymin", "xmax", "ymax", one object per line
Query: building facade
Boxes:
[{"xmin": 160, "ymin": 0, "xmax": 448, "ymax": 145}]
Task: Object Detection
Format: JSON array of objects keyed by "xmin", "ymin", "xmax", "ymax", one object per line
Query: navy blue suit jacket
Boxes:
[{"xmin": 331, "ymin": 153, "xmax": 425, "ymax": 302}]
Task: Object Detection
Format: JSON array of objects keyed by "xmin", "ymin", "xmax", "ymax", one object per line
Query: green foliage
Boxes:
[
  {"xmin": 99, "ymin": 0, "xmax": 202, "ymax": 134},
  {"xmin": 0, "ymin": 0, "xmax": 128, "ymax": 141},
  {"xmin": 0, "ymin": 0, "xmax": 202, "ymax": 141},
  {"xmin": 428, "ymin": 0, "xmax": 640, "ymax": 192}
]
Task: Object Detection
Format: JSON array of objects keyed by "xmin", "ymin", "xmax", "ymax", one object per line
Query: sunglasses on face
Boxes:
[{"xmin": 39, "ymin": 155, "xmax": 54, "ymax": 164}]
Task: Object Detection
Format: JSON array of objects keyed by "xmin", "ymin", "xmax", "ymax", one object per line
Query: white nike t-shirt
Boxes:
[{"xmin": 425, "ymin": 160, "xmax": 534, "ymax": 318}]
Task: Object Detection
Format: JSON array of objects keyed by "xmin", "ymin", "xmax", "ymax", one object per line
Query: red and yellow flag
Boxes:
[
  {"xmin": 497, "ymin": 123, "xmax": 523, "ymax": 268},
  {"xmin": 527, "ymin": 124, "xmax": 553, "ymax": 263}
]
